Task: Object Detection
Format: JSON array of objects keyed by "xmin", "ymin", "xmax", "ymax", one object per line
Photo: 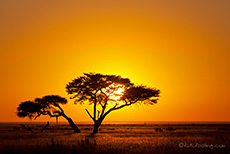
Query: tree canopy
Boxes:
[
  {"xmin": 66, "ymin": 73, "xmax": 132, "ymax": 103},
  {"xmin": 17, "ymin": 95, "xmax": 80, "ymax": 133},
  {"xmin": 17, "ymin": 95, "xmax": 68, "ymax": 120},
  {"xmin": 66, "ymin": 72, "xmax": 160, "ymax": 134},
  {"xmin": 17, "ymin": 101, "xmax": 42, "ymax": 119}
]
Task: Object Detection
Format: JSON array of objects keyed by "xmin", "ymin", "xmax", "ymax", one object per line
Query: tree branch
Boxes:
[
  {"xmin": 85, "ymin": 109, "xmax": 95, "ymax": 122},
  {"xmin": 97, "ymin": 110, "xmax": 100, "ymax": 119},
  {"xmin": 112, "ymin": 103, "xmax": 118, "ymax": 108},
  {"xmin": 42, "ymin": 111, "xmax": 62, "ymax": 118},
  {"xmin": 56, "ymin": 104, "xmax": 64, "ymax": 113},
  {"xmin": 99, "ymin": 99, "xmax": 108, "ymax": 119},
  {"xmin": 35, "ymin": 109, "xmax": 63, "ymax": 120},
  {"xmin": 40, "ymin": 121, "xmax": 49, "ymax": 132},
  {"xmin": 93, "ymin": 96, "xmax": 97, "ymax": 121},
  {"xmin": 101, "ymin": 103, "xmax": 132, "ymax": 121},
  {"xmin": 99, "ymin": 102, "xmax": 103, "ymax": 108},
  {"xmin": 113, "ymin": 103, "xmax": 132, "ymax": 111},
  {"xmin": 100, "ymin": 89, "xmax": 107, "ymax": 97},
  {"xmin": 94, "ymin": 89, "xmax": 100, "ymax": 95},
  {"xmin": 34, "ymin": 112, "xmax": 41, "ymax": 120}
]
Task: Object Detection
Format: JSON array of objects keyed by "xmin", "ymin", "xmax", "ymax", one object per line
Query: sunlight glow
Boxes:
[{"xmin": 105, "ymin": 83, "xmax": 125, "ymax": 101}]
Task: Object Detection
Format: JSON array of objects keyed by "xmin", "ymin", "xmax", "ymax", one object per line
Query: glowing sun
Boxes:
[{"xmin": 105, "ymin": 83, "xmax": 125, "ymax": 101}]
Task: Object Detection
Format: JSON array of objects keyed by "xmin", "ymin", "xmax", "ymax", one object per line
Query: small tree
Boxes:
[
  {"xmin": 17, "ymin": 95, "xmax": 81, "ymax": 133},
  {"xmin": 66, "ymin": 73, "xmax": 160, "ymax": 135}
]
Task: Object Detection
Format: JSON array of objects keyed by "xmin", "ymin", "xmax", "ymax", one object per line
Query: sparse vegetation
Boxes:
[{"xmin": 0, "ymin": 123, "xmax": 229, "ymax": 154}]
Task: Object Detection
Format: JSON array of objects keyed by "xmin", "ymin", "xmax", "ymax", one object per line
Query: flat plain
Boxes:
[{"xmin": 0, "ymin": 122, "xmax": 229, "ymax": 154}]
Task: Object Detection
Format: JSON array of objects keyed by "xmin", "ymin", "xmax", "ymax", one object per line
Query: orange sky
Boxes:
[{"xmin": 0, "ymin": 0, "xmax": 229, "ymax": 122}]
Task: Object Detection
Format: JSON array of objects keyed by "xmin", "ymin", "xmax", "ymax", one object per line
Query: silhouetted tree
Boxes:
[
  {"xmin": 17, "ymin": 95, "xmax": 81, "ymax": 133},
  {"xmin": 66, "ymin": 73, "xmax": 160, "ymax": 135}
]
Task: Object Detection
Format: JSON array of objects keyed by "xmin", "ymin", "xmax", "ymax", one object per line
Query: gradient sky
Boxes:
[{"xmin": 0, "ymin": 0, "xmax": 229, "ymax": 122}]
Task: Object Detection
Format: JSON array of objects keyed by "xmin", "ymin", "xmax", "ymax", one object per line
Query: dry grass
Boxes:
[{"xmin": 0, "ymin": 123, "xmax": 229, "ymax": 154}]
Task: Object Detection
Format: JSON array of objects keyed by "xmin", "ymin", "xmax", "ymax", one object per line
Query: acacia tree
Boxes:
[
  {"xmin": 66, "ymin": 73, "xmax": 160, "ymax": 135},
  {"xmin": 17, "ymin": 95, "xmax": 81, "ymax": 133}
]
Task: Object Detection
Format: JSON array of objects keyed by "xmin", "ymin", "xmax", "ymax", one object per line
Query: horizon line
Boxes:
[{"xmin": 1, "ymin": 120, "xmax": 230, "ymax": 123}]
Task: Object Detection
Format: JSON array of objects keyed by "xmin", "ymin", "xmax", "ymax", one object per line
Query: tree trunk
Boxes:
[
  {"xmin": 91, "ymin": 119, "xmax": 102, "ymax": 135},
  {"xmin": 62, "ymin": 114, "xmax": 81, "ymax": 133},
  {"xmin": 67, "ymin": 117, "xmax": 81, "ymax": 133}
]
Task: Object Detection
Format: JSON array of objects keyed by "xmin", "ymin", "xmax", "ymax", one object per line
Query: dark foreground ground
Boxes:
[{"xmin": 0, "ymin": 122, "xmax": 229, "ymax": 154}]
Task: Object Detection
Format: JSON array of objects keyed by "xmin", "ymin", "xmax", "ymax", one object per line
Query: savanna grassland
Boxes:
[{"xmin": 0, "ymin": 122, "xmax": 229, "ymax": 154}]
